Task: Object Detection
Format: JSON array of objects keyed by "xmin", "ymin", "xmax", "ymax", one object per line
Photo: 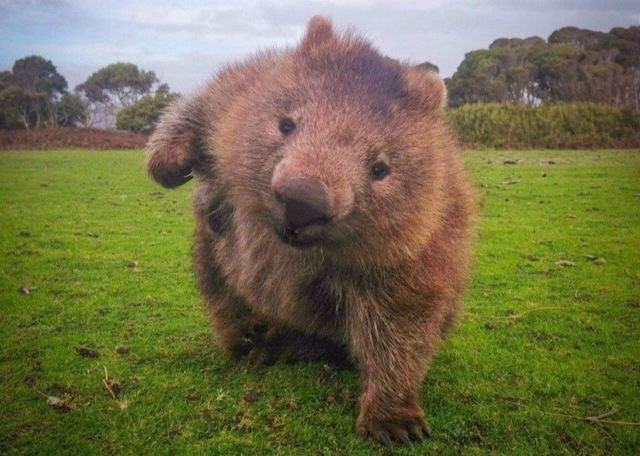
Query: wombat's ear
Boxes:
[
  {"xmin": 299, "ymin": 16, "xmax": 336, "ymax": 52},
  {"xmin": 400, "ymin": 66, "xmax": 447, "ymax": 113},
  {"xmin": 145, "ymin": 92, "xmax": 207, "ymax": 188}
]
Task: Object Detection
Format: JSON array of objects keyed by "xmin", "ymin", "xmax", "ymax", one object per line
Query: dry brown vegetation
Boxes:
[{"xmin": 0, "ymin": 127, "xmax": 149, "ymax": 151}]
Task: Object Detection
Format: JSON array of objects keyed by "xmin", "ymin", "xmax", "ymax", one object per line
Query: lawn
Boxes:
[{"xmin": 1, "ymin": 149, "xmax": 638, "ymax": 454}]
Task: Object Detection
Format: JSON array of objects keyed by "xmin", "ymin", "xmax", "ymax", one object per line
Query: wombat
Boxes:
[{"xmin": 146, "ymin": 16, "xmax": 475, "ymax": 445}]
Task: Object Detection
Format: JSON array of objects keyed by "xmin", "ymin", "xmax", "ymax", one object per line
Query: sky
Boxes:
[{"xmin": 1, "ymin": 0, "xmax": 638, "ymax": 95}]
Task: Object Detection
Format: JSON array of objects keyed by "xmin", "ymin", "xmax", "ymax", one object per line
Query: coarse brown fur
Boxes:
[{"xmin": 146, "ymin": 16, "xmax": 475, "ymax": 445}]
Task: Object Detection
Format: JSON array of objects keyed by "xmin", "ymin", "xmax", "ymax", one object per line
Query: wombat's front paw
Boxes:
[
  {"xmin": 229, "ymin": 323, "xmax": 282, "ymax": 365},
  {"xmin": 356, "ymin": 409, "xmax": 431, "ymax": 446},
  {"xmin": 230, "ymin": 336, "xmax": 277, "ymax": 365},
  {"xmin": 147, "ymin": 154, "xmax": 194, "ymax": 189},
  {"xmin": 230, "ymin": 336, "xmax": 254, "ymax": 359}
]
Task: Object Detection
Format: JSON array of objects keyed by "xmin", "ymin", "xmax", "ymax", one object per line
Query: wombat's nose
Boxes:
[{"xmin": 275, "ymin": 177, "xmax": 332, "ymax": 229}]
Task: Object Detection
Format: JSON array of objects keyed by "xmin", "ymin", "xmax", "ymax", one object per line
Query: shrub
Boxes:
[{"xmin": 447, "ymin": 102, "xmax": 640, "ymax": 149}]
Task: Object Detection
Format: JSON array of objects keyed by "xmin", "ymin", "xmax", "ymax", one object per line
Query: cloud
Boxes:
[{"xmin": 1, "ymin": 0, "xmax": 638, "ymax": 95}]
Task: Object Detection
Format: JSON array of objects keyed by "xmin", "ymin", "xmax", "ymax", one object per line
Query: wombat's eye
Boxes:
[
  {"xmin": 370, "ymin": 161, "xmax": 390, "ymax": 180},
  {"xmin": 278, "ymin": 117, "xmax": 296, "ymax": 135}
]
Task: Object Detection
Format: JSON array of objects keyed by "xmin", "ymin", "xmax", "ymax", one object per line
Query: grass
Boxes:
[{"xmin": 1, "ymin": 148, "xmax": 638, "ymax": 454}]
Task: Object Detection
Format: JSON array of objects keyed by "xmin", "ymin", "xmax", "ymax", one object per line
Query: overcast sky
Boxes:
[{"xmin": 1, "ymin": 0, "xmax": 638, "ymax": 95}]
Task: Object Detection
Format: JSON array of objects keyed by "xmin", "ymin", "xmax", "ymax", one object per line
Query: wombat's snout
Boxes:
[{"xmin": 274, "ymin": 177, "xmax": 332, "ymax": 231}]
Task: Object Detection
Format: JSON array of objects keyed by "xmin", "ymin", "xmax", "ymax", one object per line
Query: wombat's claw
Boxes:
[
  {"xmin": 411, "ymin": 421, "xmax": 431, "ymax": 441},
  {"xmin": 230, "ymin": 337, "xmax": 254, "ymax": 359},
  {"xmin": 358, "ymin": 414, "xmax": 431, "ymax": 446},
  {"xmin": 378, "ymin": 430, "xmax": 393, "ymax": 446}
]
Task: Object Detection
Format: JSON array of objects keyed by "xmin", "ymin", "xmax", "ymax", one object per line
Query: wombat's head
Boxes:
[{"xmin": 147, "ymin": 16, "xmax": 453, "ymax": 264}]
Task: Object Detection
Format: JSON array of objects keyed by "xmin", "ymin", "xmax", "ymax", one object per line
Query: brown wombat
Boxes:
[{"xmin": 146, "ymin": 16, "xmax": 475, "ymax": 445}]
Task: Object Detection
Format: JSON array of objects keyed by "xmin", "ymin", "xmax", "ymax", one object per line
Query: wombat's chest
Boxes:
[{"xmin": 217, "ymin": 223, "xmax": 347, "ymax": 337}]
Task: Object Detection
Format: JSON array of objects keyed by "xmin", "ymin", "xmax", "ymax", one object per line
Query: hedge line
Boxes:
[{"xmin": 446, "ymin": 102, "xmax": 640, "ymax": 149}]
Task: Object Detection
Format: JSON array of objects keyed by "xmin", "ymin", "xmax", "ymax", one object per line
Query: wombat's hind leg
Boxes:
[
  {"xmin": 281, "ymin": 330, "xmax": 351, "ymax": 367},
  {"xmin": 243, "ymin": 323, "xmax": 351, "ymax": 367}
]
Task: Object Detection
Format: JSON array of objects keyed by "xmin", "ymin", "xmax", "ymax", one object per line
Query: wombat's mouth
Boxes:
[{"xmin": 275, "ymin": 224, "xmax": 327, "ymax": 248}]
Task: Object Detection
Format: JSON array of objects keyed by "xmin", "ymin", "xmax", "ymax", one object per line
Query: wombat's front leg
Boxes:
[
  {"xmin": 205, "ymin": 294, "xmax": 256, "ymax": 358},
  {"xmin": 206, "ymin": 294, "xmax": 349, "ymax": 365},
  {"xmin": 146, "ymin": 90, "xmax": 210, "ymax": 189},
  {"xmin": 349, "ymin": 302, "xmax": 436, "ymax": 445},
  {"xmin": 243, "ymin": 326, "xmax": 352, "ymax": 366}
]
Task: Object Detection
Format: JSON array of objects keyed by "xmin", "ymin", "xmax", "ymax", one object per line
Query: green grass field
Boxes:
[{"xmin": 1, "ymin": 149, "xmax": 638, "ymax": 454}]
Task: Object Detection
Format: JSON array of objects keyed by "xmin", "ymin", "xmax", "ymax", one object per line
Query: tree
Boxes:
[
  {"xmin": 55, "ymin": 93, "xmax": 88, "ymax": 127},
  {"xmin": 416, "ymin": 61, "xmax": 440, "ymax": 74},
  {"xmin": 0, "ymin": 84, "xmax": 31, "ymax": 129},
  {"xmin": 533, "ymin": 43, "xmax": 587, "ymax": 102},
  {"xmin": 446, "ymin": 49, "xmax": 509, "ymax": 106},
  {"xmin": 446, "ymin": 36, "xmax": 545, "ymax": 107},
  {"xmin": 548, "ymin": 26, "xmax": 610, "ymax": 50},
  {"xmin": 0, "ymin": 56, "xmax": 68, "ymax": 129},
  {"xmin": 446, "ymin": 25, "xmax": 639, "ymax": 110},
  {"xmin": 492, "ymin": 37, "xmax": 545, "ymax": 105},
  {"xmin": 76, "ymin": 62, "xmax": 159, "ymax": 128},
  {"xmin": 116, "ymin": 84, "xmax": 179, "ymax": 131},
  {"xmin": 12, "ymin": 55, "xmax": 67, "ymax": 100},
  {"xmin": 0, "ymin": 72, "xmax": 20, "ymax": 128}
]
